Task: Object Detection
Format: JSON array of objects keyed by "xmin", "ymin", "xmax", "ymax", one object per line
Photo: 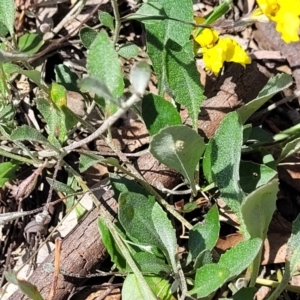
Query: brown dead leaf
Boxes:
[
  {"xmin": 217, "ymin": 198, "xmax": 240, "ymax": 227},
  {"xmin": 215, "ymin": 233, "xmax": 244, "ymax": 253},
  {"xmin": 290, "ymin": 274, "xmax": 300, "ymax": 287},
  {"xmin": 255, "ymin": 285, "xmax": 272, "ymax": 300},
  {"xmin": 83, "ymin": 163, "xmax": 108, "ymax": 187},
  {"xmin": 85, "ymin": 286, "xmax": 120, "ymax": 300},
  {"xmin": 262, "ymin": 232, "xmax": 288, "ymax": 265},
  {"xmin": 278, "ymin": 155, "xmax": 300, "ymax": 193},
  {"xmin": 262, "ymin": 213, "xmax": 291, "ymax": 265},
  {"xmin": 118, "ymin": 118, "xmax": 149, "ymax": 152},
  {"xmin": 135, "ymin": 152, "xmax": 181, "ymax": 190}
]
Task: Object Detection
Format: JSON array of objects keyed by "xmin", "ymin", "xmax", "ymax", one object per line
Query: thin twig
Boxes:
[
  {"xmin": 251, "ymin": 90, "xmax": 300, "ymax": 119},
  {"xmin": 38, "ymin": 93, "xmax": 141, "ymax": 157},
  {"xmin": 48, "ymin": 238, "xmax": 62, "ymax": 300},
  {"xmin": 43, "ymin": 0, "xmax": 87, "ymax": 41}
]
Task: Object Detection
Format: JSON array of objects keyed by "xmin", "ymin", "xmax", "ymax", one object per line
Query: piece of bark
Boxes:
[
  {"xmin": 135, "ymin": 152, "xmax": 181, "ymax": 190},
  {"xmin": 7, "ymin": 189, "xmax": 117, "ymax": 300},
  {"xmin": 255, "ymin": 22, "xmax": 300, "ymax": 91},
  {"xmin": 181, "ymin": 62, "xmax": 269, "ymax": 138}
]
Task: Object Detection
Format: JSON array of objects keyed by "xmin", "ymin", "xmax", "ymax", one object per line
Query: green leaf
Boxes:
[
  {"xmin": 138, "ymin": 0, "xmax": 193, "ymax": 93},
  {"xmin": 142, "ymin": 94, "xmax": 182, "ymax": 135},
  {"xmin": 240, "ymin": 161, "xmax": 277, "ymax": 193},
  {"xmin": 166, "ymin": 40, "xmax": 205, "ymax": 128},
  {"xmin": 109, "ymin": 173, "xmax": 148, "ymax": 200},
  {"xmin": 152, "ymin": 201, "xmax": 178, "ymax": 271},
  {"xmin": 190, "ymin": 264, "xmax": 230, "ymax": 298},
  {"xmin": 188, "ymin": 205, "xmax": 219, "ymax": 262},
  {"xmin": 79, "ymin": 76, "xmax": 116, "ymax": 104},
  {"xmin": 35, "ymin": 98, "xmax": 67, "ymax": 144},
  {"xmin": 10, "ymin": 125, "xmax": 53, "ymax": 148},
  {"xmin": 233, "ymin": 287, "xmax": 256, "ymax": 300},
  {"xmin": 0, "ymin": 161, "xmax": 18, "ymax": 187},
  {"xmin": 287, "ymin": 214, "xmax": 300, "ymax": 275},
  {"xmin": 134, "ymin": 252, "xmax": 171, "ymax": 274},
  {"xmin": 45, "ymin": 178, "xmax": 76, "ymax": 195},
  {"xmin": 99, "ymin": 11, "xmax": 114, "ymax": 31},
  {"xmin": 144, "ymin": 276, "xmax": 176, "ymax": 300},
  {"xmin": 5, "ymin": 271, "xmax": 44, "ymax": 300},
  {"xmin": 0, "ymin": 102, "xmax": 15, "ymax": 123},
  {"xmin": 0, "ymin": 0, "xmax": 15, "ymax": 37},
  {"xmin": 266, "ymin": 214, "xmax": 300, "ymax": 300},
  {"xmin": 0, "ymin": 21, "xmax": 8, "ymax": 37},
  {"xmin": 194, "ymin": 249, "xmax": 213, "ymax": 269},
  {"xmin": 97, "ymin": 218, "xmax": 126, "ymax": 270},
  {"xmin": 79, "ymin": 153, "xmax": 104, "ymax": 172},
  {"xmin": 3, "ymin": 62, "xmax": 21, "ymax": 74},
  {"xmin": 50, "ymin": 83, "xmax": 67, "ymax": 108},
  {"xmin": 150, "ymin": 125, "xmax": 206, "ymax": 195},
  {"xmin": 18, "ymin": 33, "xmax": 44, "ymax": 54},
  {"xmin": 118, "ymin": 42, "xmax": 139, "ymax": 59},
  {"xmin": 218, "ymin": 238, "xmax": 262, "ymax": 278},
  {"xmin": 87, "ymin": 30, "xmax": 124, "ymax": 99},
  {"xmin": 79, "ymin": 27, "xmax": 97, "ymax": 49},
  {"xmin": 241, "ymin": 180, "xmax": 278, "ymax": 240},
  {"xmin": 237, "ymin": 74, "xmax": 292, "ymax": 124},
  {"xmin": 122, "ymin": 274, "xmax": 158, "ymax": 300},
  {"xmin": 55, "ymin": 64, "xmax": 80, "ymax": 93},
  {"xmin": 118, "ymin": 192, "xmax": 164, "ymax": 251},
  {"xmin": 277, "ymin": 136, "xmax": 300, "ymax": 162},
  {"xmin": 245, "ymin": 126, "xmax": 274, "ymax": 143},
  {"xmin": 209, "ymin": 112, "xmax": 245, "ymax": 213},
  {"xmin": 202, "ymin": 138, "xmax": 213, "ymax": 183}
]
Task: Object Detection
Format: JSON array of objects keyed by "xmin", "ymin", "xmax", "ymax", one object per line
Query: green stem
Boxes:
[
  {"xmin": 0, "ymin": 147, "xmax": 39, "ymax": 164},
  {"xmin": 256, "ymin": 278, "xmax": 300, "ymax": 294},
  {"xmin": 194, "ymin": 0, "xmax": 232, "ymax": 37},
  {"xmin": 111, "ymin": 0, "xmax": 121, "ymax": 45},
  {"xmin": 266, "ymin": 265, "xmax": 291, "ymax": 300},
  {"xmin": 248, "ymin": 247, "xmax": 263, "ymax": 287}
]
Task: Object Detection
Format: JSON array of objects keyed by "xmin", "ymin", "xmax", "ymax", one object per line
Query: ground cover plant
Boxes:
[{"xmin": 1, "ymin": 0, "xmax": 300, "ymax": 299}]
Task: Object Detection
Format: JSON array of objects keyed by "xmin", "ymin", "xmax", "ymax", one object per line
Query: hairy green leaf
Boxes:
[
  {"xmin": 87, "ymin": 30, "xmax": 124, "ymax": 99},
  {"xmin": 241, "ymin": 180, "xmax": 278, "ymax": 240},
  {"xmin": 188, "ymin": 205, "xmax": 219, "ymax": 263},
  {"xmin": 142, "ymin": 94, "xmax": 182, "ymax": 135},
  {"xmin": 0, "ymin": 0, "xmax": 15, "ymax": 37},
  {"xmin": 240, "ymin": 161, "xmax": 277, "ymax": 193},
  {"xmin": 218, "ymin": 238, "xmax": 262, "ymax": 278},
  {"xmin": 18, "ymin": 33, "xmax": 44, "ymax": 54},
  {"xmin": 150, "ymin": 125, "xmax": 205, "ymax": 195},
  {"xmin": 79, "ymin": 27, "xmax": 97, "ymax": 49},
  {"xmin": 237, "ymin": 74, "xmax": 292, "ymax": 123}
]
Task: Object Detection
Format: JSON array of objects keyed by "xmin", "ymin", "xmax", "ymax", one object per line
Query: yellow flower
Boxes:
[
  {"xmin": 193, "ymin": 18, "xmax": 251, "ymax": 75},
  {"xmin": 194, "ymin": 28, "xmax": 219, "ymax": 48},
  {"xmin": 256, "ymin": 0, "xmax": 300, "ymax": 43}
]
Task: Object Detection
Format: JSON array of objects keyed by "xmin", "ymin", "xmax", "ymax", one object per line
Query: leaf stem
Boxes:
[{"xmin": 111, "ymin": 0, "xmax": 121, "ymax": 45}]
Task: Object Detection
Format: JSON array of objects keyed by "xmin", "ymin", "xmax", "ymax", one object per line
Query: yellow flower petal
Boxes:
[
  {"xmin": 256, "ymin": 0, "xmax": 280, "ymax": 18},
  {"xmin": 222, "ymin": 38, "xmax": 252, "ymax": 66},
  {"xmin": 192, "ymin": 18, "xmax": 251, "ymax": 74},
  {"xmin": 256, "ymin": 0, "xmax": 300, "ymax": 43},
  {"xmin": 194, "ymin": 28, "xmax": 219, "ymax": 48},
  {"xmin": 202, "ymin": 45, "xmax": 226, "ymax": 75},
  {"xmin": 274, "ymin": 11, "xmax": 300, "ymax": 42}
]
